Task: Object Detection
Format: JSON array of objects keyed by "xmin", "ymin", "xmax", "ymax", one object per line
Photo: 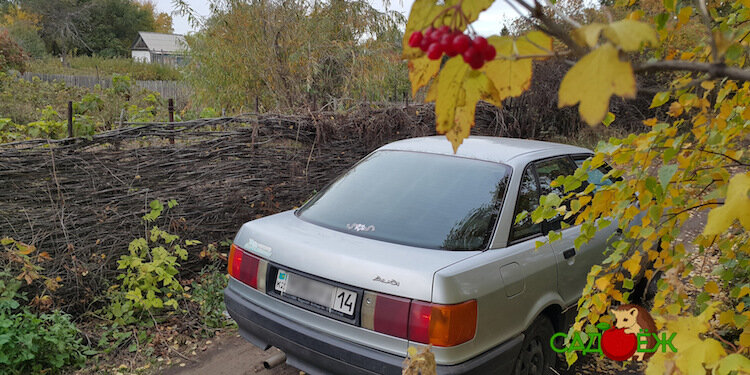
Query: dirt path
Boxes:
[{"xmin": 161, "ymin": 333, "xmax": 299, "ymax": 375}]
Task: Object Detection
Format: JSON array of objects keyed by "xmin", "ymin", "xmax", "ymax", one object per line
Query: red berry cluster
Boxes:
[{"xmin": 408, "ymin": 26, "xmax": 496, "ymax": 69}]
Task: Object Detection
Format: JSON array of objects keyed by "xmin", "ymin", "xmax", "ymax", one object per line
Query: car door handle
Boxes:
[{"xmin": 563, "ymin": 248, "xmax": 576, "ymax": 259}]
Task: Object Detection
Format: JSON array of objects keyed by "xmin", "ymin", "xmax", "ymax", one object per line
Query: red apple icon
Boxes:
[{"xmin": 601, "ymin": 327, "xmax": 638, "ymax": 361}]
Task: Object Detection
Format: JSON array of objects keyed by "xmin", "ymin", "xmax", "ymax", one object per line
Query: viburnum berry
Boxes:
[
  {"xmin": 408, "ymin": 31, "xmax": 423, "ymax": 48},
  {"xmin": 427, "ymin": 43, "xmax": 443, "ymax": 60},
  {"xmin": 419, "ymin": 37, "xmax": 430, "ymax": 52},
  {"xmin": 452, "ymin": 34, "xmax": 471, "ymax": 55},
  {"xmin": 424, "ymin": 26, "xmax": 436, "ymax": 43},
  {"xmin": 473, "ymin": 36, "xmax": 488, "ymax": 52},
  {"xmin": 410, "ymin": 25, "xmax": 493, "ymax": 69},
  {"xmin": 462, "ymin": 46, "xmax": 479, "ymax": 64},
  {"xmin": 482, "ymin": 44, "xmax": 496, "ymax": 61},
  {"xmin": 439, "ymin": 34, "xmax": 454, "ymax": 56}
]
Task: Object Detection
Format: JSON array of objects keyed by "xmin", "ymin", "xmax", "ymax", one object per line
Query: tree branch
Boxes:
[{"xmin": 634, "ymin": 60, "xmax": 750, "ymax": 82}]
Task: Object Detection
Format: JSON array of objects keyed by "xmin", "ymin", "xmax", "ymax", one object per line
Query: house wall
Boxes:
[{"xmin": 132, "ymin": 50, "xmax": 151, "ymax": 63}]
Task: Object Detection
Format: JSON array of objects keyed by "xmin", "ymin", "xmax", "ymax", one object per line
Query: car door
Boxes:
[{"xmin": 533, "ymin": 156, "xmax": 615, "ymax": 306}]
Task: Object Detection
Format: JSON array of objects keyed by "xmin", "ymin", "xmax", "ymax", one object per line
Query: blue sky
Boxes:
[{"xmin": 151, "ymin": 0, "xmax": 521, "ymax": 36}]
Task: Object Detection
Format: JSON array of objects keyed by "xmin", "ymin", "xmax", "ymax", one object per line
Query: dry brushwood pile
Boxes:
[{"xmin": 0, "ymin": 103, "xmax": 522, "ymax": 313}]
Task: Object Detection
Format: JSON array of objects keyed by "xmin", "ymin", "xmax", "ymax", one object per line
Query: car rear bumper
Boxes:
[{"xmin": 224, "ymin": 283, "xmax": 523, "ymax": 375}]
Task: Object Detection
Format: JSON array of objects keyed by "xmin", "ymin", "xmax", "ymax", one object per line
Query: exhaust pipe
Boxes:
[{"xmin": 263, "ymin": 348, "xmax": 287, "ymax": 369}]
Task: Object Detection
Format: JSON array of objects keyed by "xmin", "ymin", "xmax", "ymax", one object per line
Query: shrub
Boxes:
[
  {"xmin": 0, "ymin": 272, "xmax": 87, "ymax": 374},
  {"xmin": 0, "ymin": 29, "xmax": 28, "ymax": 73},
  {"xmin": 105, "ymin": 199, "xmax": 198, "ymax": 325},
  {"xmin": 190, "ymin": 263, "xmax": 232, "ymax": 332}
]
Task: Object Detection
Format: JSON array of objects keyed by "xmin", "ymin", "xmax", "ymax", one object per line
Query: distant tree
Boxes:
[
  {"xmin": 183, "ymin": 0, "xmax": 408, "ymax": 112},
  {"xmin": 16, "ymin": 0, "xmax": 93, "ymax": 55},
  {"xmin": 14, "ymin": 0, "xmax": 167, "ymax": 57},
  {"xmin": 1, "ymin": 5, "xmax": 46, "ymax": 58},
  {"xmin": 137, "ymin": 0, "xmax": 174, "ymax": 33},
  {"xmin": 0, "ymin": 28, "xmax": 28, "ymax": 72},
  {"xmin": 80, "ymin": 0, "xmax": 155, "ymax": 57}
]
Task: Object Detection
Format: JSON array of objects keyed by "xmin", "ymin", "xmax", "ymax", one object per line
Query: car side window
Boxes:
[
  {"xmin": 535, "ymin": 157, "xmax": 578, "ymax": 230},
  {"xmin": 572, "ymin": 155, "xmax": 615, "ymax": 187},
  {"xmin": 510, "ymin": 166, "xmax": 542, "ymax": 242}
]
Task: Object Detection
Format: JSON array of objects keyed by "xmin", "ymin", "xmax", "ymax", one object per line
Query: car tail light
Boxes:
[
  {"xmin": 409, "ymin": 300, "xmax": 477, "ymax": 347},
  {"xmin": 361, "ymin": 290, "xmax": 477, "ymax": 347},
  {"xmin": 228, "ymin": 243, "xmax": 267, "ymax": 292},
  {"xmin": 361, "ymin": 292, "xmax": 410, "ymax": 339}
]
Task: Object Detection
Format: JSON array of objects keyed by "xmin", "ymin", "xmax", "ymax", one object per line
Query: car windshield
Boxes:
[{"xmin": 297, "ymin": 150, "xmax": 511, "ymax": 251}]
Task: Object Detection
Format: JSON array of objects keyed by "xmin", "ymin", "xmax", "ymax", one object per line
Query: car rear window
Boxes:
[{"xmin": 296, "ymin": 150, "xmax": 511, "ymax": 251}]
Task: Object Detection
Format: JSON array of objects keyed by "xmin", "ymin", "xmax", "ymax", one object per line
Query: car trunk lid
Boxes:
[{"xmin": 233, "ymin": 211, "xmax": 480, "ymax": 301}]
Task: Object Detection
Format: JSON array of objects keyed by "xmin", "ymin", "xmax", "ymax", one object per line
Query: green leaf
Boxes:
[
  {"xmin": 650, "ymin": 91, "xmax": 670, "ymax": 108},
  {"xmin": 663, "ymin": 0, "xmax": 675, "ymax": 12},
  {"xmin": 658, "ymin": 164, "xmax": 678, "ymax": 190},
  {"xmin": 602, "ymin": 112, "xmax": 615, "ymax": 126},
  {"xmin": 655, "ymin": 13, "xmax": 670, "ymax": 30}
]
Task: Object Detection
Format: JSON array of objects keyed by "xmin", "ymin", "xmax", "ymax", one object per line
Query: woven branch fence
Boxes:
[{"xmin": 2, "ymin": 102, "xmax": 538, "ymax": 312}]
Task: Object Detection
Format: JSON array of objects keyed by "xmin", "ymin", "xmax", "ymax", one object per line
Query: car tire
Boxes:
[{"xmin": 512, "ymin": 315, "xmax": 556, "ymax": 375}]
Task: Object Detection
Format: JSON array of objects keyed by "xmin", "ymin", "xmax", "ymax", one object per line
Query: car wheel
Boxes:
[{"xmin": 513, "ymin": 315, "xmax": 556, "ymax": 375}]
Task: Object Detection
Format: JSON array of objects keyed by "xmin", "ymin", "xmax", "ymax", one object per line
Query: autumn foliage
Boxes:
[
  {"xmin": 0, "ymin": 29, "xmax": 28, "ymax": 73},
  {"xmin": 404, "ymin": 0, "xmax": 749, "ymax": 373}
]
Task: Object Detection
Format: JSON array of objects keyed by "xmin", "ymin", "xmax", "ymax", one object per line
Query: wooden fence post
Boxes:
[
  {"xmin": 67, "ymin": 101, "xmax": 73, "ymax": 138},
  {"xmin": 168, "ymin": 98, "xmax": 175, "ymax": 144},
  {"xmin": 168, "ymin": 98, "xmax": 175, "ymax": 122}
]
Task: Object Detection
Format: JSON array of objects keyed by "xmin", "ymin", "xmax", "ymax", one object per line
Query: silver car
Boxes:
[{"xmin": 224, "ymin": 136, "xmax": 618, "ymax": 374}]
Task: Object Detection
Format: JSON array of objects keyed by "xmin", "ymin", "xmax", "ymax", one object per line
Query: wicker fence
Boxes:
[{"xmin": 0, "ymin": 103, "xmax": 526, "ymax": 311}]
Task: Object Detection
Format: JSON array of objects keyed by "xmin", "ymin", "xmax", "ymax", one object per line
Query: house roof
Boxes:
[{"xmin": 132, "ymin": 32, "xmax": 188, "ymax": 54}]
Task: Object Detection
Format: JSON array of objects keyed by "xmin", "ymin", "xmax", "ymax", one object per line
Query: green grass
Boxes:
[{"xmin": 27, "ymin": 55, "xmax": 182, "ymax": 81}]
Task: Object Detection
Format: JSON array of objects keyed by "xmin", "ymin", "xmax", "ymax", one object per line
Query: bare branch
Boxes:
[
  {"xmin": 697, "ymin": 0, "xmax": 719, "ymax": 63},
  {"xmin": 542, "ymin": 0, "xmax": 581, "ymax": 28},
  {"xmin": 634, "ymin": 60, "xmax": 750, "ymax": 82}
]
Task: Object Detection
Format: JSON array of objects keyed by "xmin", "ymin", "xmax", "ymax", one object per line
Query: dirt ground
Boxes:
[
  {"xmin": 160, "ymin": 329, "xmax": 644, "ymax": 375},
  {"xmin": 161, "ymin": 333, "xmax": 300, "ymax": 375}
]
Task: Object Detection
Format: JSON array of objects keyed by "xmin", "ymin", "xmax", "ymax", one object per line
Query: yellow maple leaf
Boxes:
[
  {"xmin": 452, "ymin": 0, "xmax": 494, "ymax": 26},
  {"xmin": 647, "ymin": 305, "xmax": 728, "ymax": 375},
  {"xmin": 408, "ymin": 56, "xmax": 441, "ymax": 96},
  {"xmin": 435, "ymin": 57, "xmax": 470, "ymax": 134},
  {"xmin": 703, "ymin": 172, "xmax": 750, "ymax": 235},
  {"xmin": 572, "ymin": 23, "xmax": 605, "ymax": 48},
  {"xmin": 716, "ymin": 354, "xmax": 750, "ymax": 375},
  {"xmin": 482, "ymin": 36, "xmax": 532, "ymax": 102},
  {"xmin": 603, "ymin": 19, "xmax": 658, "ymax": 51},
  {"xmin": 558, "ymin": 43, "xmax": 636, "ymax": 125},
  {"xmin": 445, "ymin": 69, "xmax": 492, "ymax": 152},
  {"xmin": 515, "ymin": 31, "xmax": 553, "ymax": 56}
]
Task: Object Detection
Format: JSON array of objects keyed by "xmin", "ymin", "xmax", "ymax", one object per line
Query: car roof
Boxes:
[{"xmin": 377, "ymin": 136, "xmax": 592, "ymax": 166}]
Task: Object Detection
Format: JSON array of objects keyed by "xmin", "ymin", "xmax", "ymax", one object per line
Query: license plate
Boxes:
[{"xmin": 275, "ymin": 270, "xmax": 357, "ymax": 316}]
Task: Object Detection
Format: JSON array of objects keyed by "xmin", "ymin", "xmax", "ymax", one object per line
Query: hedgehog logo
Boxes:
[{"xmin": 602, "ymin": 304, "xmax": 658, "ymax": 361}]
